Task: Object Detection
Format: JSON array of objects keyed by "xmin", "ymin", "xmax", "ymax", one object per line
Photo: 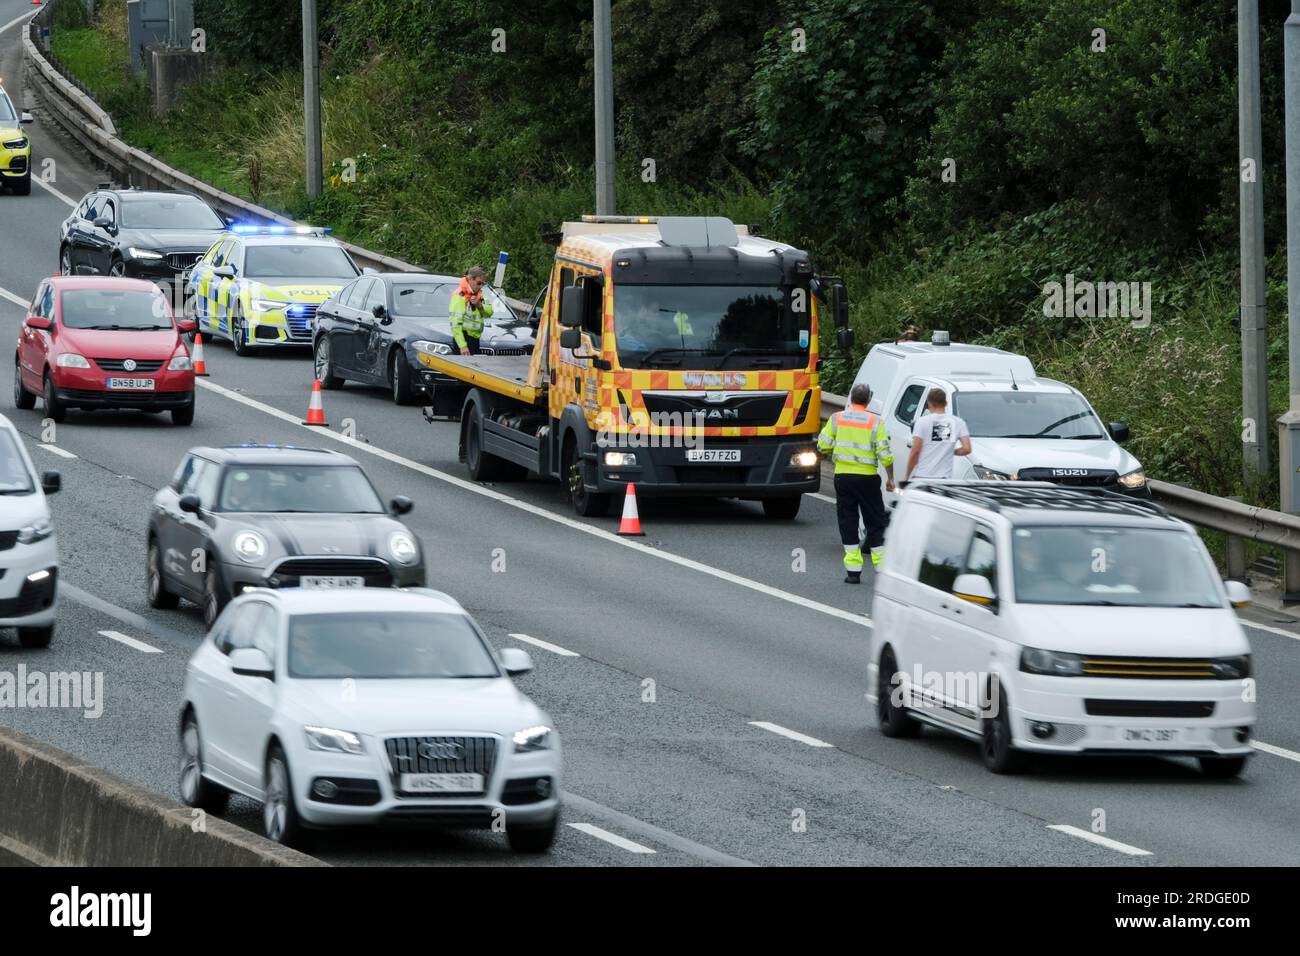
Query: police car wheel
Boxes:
[{"xmin": 232, "ymin": 314, "xmax": 253, "ymax": 356}]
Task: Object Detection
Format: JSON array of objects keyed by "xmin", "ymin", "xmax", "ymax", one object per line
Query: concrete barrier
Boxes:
[{"xmin": 0, "ymin": 724, "xmax": 323, "ymax": 866}]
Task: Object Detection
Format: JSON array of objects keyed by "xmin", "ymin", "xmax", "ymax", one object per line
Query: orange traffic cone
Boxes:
[
  {"xmin": 617, "ymin": 482, "xmax": 644, "ymax": 536},
  {"xmin": 302, "ymin": 379, "xmax": 329, "ymax": 426},
  {"xmin": 191, "ymin": 332, "xmax": 209, "ymax": 376}
]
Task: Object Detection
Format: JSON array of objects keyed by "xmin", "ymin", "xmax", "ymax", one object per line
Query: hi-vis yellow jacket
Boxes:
[{"xmin": 818, "ymin": 404, "xmax": 893, "ymax": 476}]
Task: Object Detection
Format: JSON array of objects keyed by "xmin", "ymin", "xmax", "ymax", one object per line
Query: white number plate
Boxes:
[
  {"xmin": 400, "ymin": 772, "xmax": 483, "ymax": 794},
  {"xmin": 107, "ymin": 377, "xmax": 155, "ymax": 390},
  {"xmin": 1122, "ymin": 728, "xmax": 1181, "ymax": 743},
  {"xmin": 300, "ymin": 575, "xmax": 364, "ymax": 589},
  {"xmin": 686, "ymin": 449, "xmax": 740, "ymax": 463}
]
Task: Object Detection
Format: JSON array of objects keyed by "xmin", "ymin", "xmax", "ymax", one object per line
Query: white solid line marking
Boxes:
[
  {"xmin": 566, "ymin": 822, "xmax": 656, "ymax": 854},
  {"xmin": 1047, "ymin": 824, "xmax": 1152, "ymax": 857},
  {"xmin": 749, "ymin": 721, "xmax": 834, "ymax": 748},
  {"xmin": 1253, "ymin": 740, "xmax": 1300, "ymax": 764},
  {"xmin": 0, "ymin": 9, "xmax": 38, "ymax": 36},
  {"xmin": 508, "ymin": 633, "xmax": 580, "ymax": 657},
  {"xmin": 1239, "ymin": 618, "xmax": 1300, "ymax": 643},
  {"xmin": 810, "ymin": 493, "xmax": 836, "ymax": 504},
  {"xmin": 191, "ymin": 376, "xmax": 873, "ymax": 629},
  {"xmin": 0, "ymin": 287, "xmax": 28, "ymax": 309},
  {"xmin": 37, "ymin": 443, "xmax": 76, "ymax": 459},
  {"xmin": 32, "ymin": 175, "xmax": 79, "ymax": 208},
  {"xmin": 97, "ymin": 629, "xmax": 163, "ymax": 654}
]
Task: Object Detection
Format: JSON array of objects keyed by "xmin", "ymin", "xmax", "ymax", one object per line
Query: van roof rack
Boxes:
[{"xmin": 911, "ymin": 481, "xmax": 1168, "ymax": 519}]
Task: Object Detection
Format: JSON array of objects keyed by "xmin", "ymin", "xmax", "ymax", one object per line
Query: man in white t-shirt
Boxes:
[{"xmin": 905, "ymin": 388, "xmax": 972, "ymax": 481}]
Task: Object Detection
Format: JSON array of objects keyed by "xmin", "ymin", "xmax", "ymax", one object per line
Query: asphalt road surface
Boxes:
[{"xmin": 2, "ymin": 5, "xmax": 1299, "ymax": 866}]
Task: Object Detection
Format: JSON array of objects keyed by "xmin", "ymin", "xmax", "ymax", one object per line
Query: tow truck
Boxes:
[{"xmin": 418, "ymin": 215, "xmax": 851, "ymax": 518}]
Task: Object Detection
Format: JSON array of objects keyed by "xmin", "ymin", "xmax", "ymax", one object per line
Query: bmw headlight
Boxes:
[
  {"xmin": 1118, "ymin": 469, "xmax": 1147, "ymax": 489},
  {"xmin": 388, "ymin": 531, "xmax": 418, "ymax": 564},
  {"xmin": 1020, "ymin": 647, "xmax": 1084, "ymax": 676},
  {"xmin": 126, "ymin": 247, "xmax": 164, "ymax": 260},
  {"xmin": 55, "ymin": 353, "xmax": 90, "ymax": 368},
  {"xmin": 252, "ymin": 299, "xmax": 285, "ymax": 313},
  {"xmin": 974, "ymin": 464, "xmax": 1014, "ymax": 480},
  {"xmin": 17, "ymin": 517, "xmax": 53, "ymax": 544},
  {"xmin": 3, "ymin": 138, "xmax": 28, "ymax": 149},
  {"xmin": 512, "ymin": 725, "xmax": 552, "ymax": 753},
  {"xmin": 412, "ymin": 339, "xmax": 453, "ymax": 356},
  {"xmin": 304, "ymin": 726, "xmax": 365, "ymax": 754},
  {"xmin": 232, "ymin": 530, "xmax": 267, "ymax": 563}
]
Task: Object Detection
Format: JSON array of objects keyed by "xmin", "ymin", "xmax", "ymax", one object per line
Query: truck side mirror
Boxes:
[
  {"xmin": 560, "ymin": 285, "xmax": 586, "ymax": 328},
  {"xmin": 559, "ymin": 328, "xmax": 582, "ymax": 350},
  {"xmin": 832, "ymin": 281, "xmax": 849, "ymax": 329},
  {"xmin": 837, "ymin": 328, "xmax": 855, "ymax": 351}
]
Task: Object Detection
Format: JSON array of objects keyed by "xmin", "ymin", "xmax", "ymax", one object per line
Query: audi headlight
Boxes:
[
  {"xmin": 512, "ymin": 725, "xmax": 552, "ymax": 753},
  {"xmin": 974, "ymin": 464, "xmax": 1014, "ymax": 480},
  {"xmin": 126, "ymin": 247, "xmax": 164, "ymax": 260},
  {"xmin": 604, "ymin": 451, "xmax": 637, "ymax": 467},
  {"xmin": 1020, "ymin": 647, "xmax": 1084, "ymax": 676},
  {"xmin": 790, "ymin": 450, "xmax": 819, "ymax": 468},
  {"xmin": 232, "ymin": 530, "xmax": 267, "ymax": 562},
  {"xmin": 412, "ymin": 339, "xmax": 453, "ymax": 356},
  {"xmin": 168, "ymin": 350, "xmax": 192, "ymax": 370},
  {"xmin": 17, "ymin": 517, "xmax": 53, "ymax": 544},
  {"xmin": 1118, "ymin": 469, "xmax": 1147, "ymax": 489},
  {"xmin": 304, "ymin": 726, "xmax": 364, "ymax": 754},
  {"xmin": 1212, "ymin": 655, "xmax": 1251, "ymax": 680},
  {"xmin": 252, "ymin": 299, "xmax": 285, "ymax": 312},
  {"xmin": 55, "ymin": 353, "xmax": 90, "ymax": 368},
  {"xmin": 388, "ymin": 531, "xmax": 418, "ymax": 564}
]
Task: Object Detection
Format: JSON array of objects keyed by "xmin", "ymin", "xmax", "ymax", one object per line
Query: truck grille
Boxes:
[
  {"xmin": 94, "ymin": 358, "xmax": 164, "ymax": 372},
  {"xmin": 384, "ymin": 735, "xmax": 497, "ymax": 796},
  {"xmin": 1079, "ymin": 656, "xmax": 1221, "ymax": 679}
]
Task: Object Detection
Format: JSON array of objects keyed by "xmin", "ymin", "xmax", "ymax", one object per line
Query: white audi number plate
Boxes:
[
  {"xmin": 1122, "ymin": 728, "xmax": 1181, "ymax": 743},
  {"xmin": 300, "ymin": 575, "xmax": 364, "ymax": 589},
  {"xmin": 107, "ymin": 378, "xmax": 155, "ymax": 390},
  {"xmin": 686, "ymin": 449, "xmax": 741, "ymax": 463},
  {"xmin": 400, "ymin": 772, "xmax": 483, "ymax": 794}
]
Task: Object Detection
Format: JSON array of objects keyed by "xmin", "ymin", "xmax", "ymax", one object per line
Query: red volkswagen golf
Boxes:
[{"xmin": 14, "ymin": 277, "xmax": 197, "ymax": 425}]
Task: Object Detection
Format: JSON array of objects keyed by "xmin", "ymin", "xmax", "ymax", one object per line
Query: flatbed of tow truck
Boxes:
[{"xmin": 416, "ymin": 352, "xmax": 540, "ymax": 405}]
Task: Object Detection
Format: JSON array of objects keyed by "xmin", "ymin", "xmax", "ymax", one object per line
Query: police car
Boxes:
[
  {"xmin": 0, "ymin": 83, "xmax": 34, "ymax": 196},
  {"xmin": 185, "ymin": 226, "xmax": 362, "ymax": 355}
]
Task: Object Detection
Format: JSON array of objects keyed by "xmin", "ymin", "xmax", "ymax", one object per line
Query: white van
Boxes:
[
  {"xmin": 850, "ymin": 334, "xmax": 1147, "ymax": 498},
  {"xmin": 0, "ymin": 413, "xmax": 60, "ymax": 647},
  {"xmin": 866, "ymin": 481, "xmax": 1255, "ymax": 776}
]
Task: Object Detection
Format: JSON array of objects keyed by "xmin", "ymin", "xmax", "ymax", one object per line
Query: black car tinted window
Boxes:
[{"xmin": 120, "ymin": 198, "xmax": 223, "ymax": 230}]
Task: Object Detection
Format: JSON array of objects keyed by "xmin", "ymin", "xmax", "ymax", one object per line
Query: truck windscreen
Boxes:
[{"xmin": 613, "ymin": 284, "xmax": 811, "ymax": 370}]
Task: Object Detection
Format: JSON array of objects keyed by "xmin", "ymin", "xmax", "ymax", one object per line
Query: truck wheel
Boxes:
[
  {"xmin": 564, "ymin": 437, "xmax": 610, "ymax": 517},
  {"xmin": 762, "ymin": 496, "xmax": 801, "ymax": 520},
  {"xmin": 465, "ymin": 404, "xmax": 505, "ymax": 481}
]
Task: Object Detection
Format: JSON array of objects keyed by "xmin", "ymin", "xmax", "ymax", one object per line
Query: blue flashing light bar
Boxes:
[{"xmin": 230, "ymin": 224, "xmax": 333, "ymax": 236}]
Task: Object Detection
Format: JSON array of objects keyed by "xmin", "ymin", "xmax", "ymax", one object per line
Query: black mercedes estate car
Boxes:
[{"xmin": 147, "ymin": 444, "xmax": 425, "ymax": 626}]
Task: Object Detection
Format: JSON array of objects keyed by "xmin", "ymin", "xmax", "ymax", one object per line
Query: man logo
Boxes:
[
  {"xmin": 418, "ymin": 741, "xmax": 463, "ymax": 761},
  {"xmin": 702, "ymin": 407, "xmax": 739, "ymax": 420}
]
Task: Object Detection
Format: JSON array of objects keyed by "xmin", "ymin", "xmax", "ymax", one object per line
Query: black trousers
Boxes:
[
  {"xmin": 462, "ymin": 334, "xmax": 481, "ymax": 355},
  {"xmin": 835, "ymin": 473, "xmax": 887, "ymax": 549}
]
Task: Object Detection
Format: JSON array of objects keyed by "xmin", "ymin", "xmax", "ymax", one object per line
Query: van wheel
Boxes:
[
  {"xmin": 1199, "ymin": 755, "xmax": 1248, "ymax": 779},
  {"xmin": 564, "ymin": 437, "xmax": 610, "ymax": 517},
  {"xmin": 762, "ymin": 496, "xmax": 801, "ymax": 520},
  {"xmin": 179, "ymin": 713, "xmax": 229, "ymax": 813},
  {"xmin": 17, "ymin": 626, "xmax": 53, "ymax": 648},
  {"xmin": 981, "ymin": 678, "xmax": 1026, "ymax": 774},
  {"xmin": 877, "ymin": 648, "xmax": 920, "ymax": 738},
  {"xmin": 13, "ymin": 356, "xmax": 34, "ymax": 409}
]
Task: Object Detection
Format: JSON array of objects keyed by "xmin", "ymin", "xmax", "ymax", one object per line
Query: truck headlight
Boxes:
[
  {"xmin": 1118, "ymin": 469, "xmax": 1147, "ymax": 489},
  {"xmin": 512, "ymin": 725, "xmax": 552, "ymax": 752},
  {"xmin": 233, "ymin": 530, "xmax": 267, "ymax": 562},
  {"xmin": 55, "ymin": 353, "xmax": 90, "ymax": 368},
  {"xmin": 412, "ymin": 339, "xmax": 453, "ymax": 355},
  {"xmin": 974, "ymin": 465, "xmax": 1014, "ymax": 480},
  {"xmin": 789, "ymin": 450, "xmax": 819, "ymax": 468},
  {"xmin": 604, "ymin": 451, "xmax": 637, "ymax": 467},
  {"xmin": 17, "ymin": 517, "xmax": 53, "ymax": 544},
  {"xmin": 304, "ymin": 726, "xmax": 365, "ymax": 754},
  {"xmin": 127, "ymin": 247, "xmax": 164, "ymax": 260},
  {"xmin": 388, "ymin": 532, "xmax": 419, "ymax": 564},
  {"xmin": 1020, "ymin": 647, "xmax": 1084, "ymax": 676}
]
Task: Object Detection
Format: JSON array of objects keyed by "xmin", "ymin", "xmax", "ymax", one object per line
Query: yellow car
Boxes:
[
  {"xmin": 0, "ymin": 85, "xmax": 33, "ymax": 196},
  {"xmin": 185, "ymin": 226, "xmax": 363, "ymax": 355}
]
